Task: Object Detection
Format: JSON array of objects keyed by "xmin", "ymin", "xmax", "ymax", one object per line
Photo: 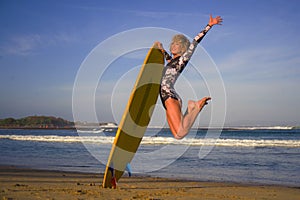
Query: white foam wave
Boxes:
[
  {"xmin": 1, "ymin": 135, "xmax": 300, "ymax": 148},
  {"xmin": 0, "ymin": 135, "xmax": 114, "ymax": 144},
  {"xmin": 229, "ymin": 126, "xmax": 295, "ymax": 130},
  {"xmin": 142, "ymin": 137, "xmax": 300, "ymax": 147},
  {"xmin": 77, "ymin": 129, "xmax": 104, "ymax": 134}
]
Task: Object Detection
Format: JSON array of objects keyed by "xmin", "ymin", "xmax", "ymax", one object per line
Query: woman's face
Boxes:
[{"xmin": 170, "ymin": 42, "xmax": 182, "ymax": 55}]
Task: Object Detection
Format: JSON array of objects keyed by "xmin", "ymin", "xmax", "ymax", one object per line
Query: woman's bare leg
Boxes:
[
  {"xmin": 165, "ymin": 97, "xmax": 211, "ymax": 139},
  {"xmin": 165, "ymin": 98, "xmax": 182, "ymax": 138}
]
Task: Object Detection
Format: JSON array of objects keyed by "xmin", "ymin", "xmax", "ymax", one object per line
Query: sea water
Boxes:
[{"xmin": 0, "ymin": 127, "xmax": 299, "ymax": 187}]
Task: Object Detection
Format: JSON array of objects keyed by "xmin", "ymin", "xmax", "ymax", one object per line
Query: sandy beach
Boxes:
[{"xmin": 0, "ymin": 166, "xmax": 299, "ymax": 200}]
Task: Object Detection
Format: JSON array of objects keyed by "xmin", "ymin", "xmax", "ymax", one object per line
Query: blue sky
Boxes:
[{"xmin": 1, "ymin": 0, "xmax": 300, "ymax": 126}]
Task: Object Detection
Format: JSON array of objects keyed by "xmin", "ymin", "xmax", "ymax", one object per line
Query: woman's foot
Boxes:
[
  {"xmin": 197, "ymin": 97, "xmax": 211, "ymax": 110},
  {"xmin": 187, "ymin": 97, "xmax": 211, "ymax": 114}
]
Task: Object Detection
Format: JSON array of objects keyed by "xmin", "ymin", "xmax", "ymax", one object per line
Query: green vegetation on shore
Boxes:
[{"xmin": 0, "ymin": 116, "xmax": 74, "ymax": 129}]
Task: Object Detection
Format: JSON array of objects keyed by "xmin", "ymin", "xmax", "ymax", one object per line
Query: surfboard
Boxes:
[{"xmin": 102, "ymin": 44, "xmax": 165, "ymax": 188}]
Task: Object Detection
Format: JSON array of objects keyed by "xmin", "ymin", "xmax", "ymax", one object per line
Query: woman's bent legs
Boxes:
[{"xmin": 165, "ymin": 97, "xmax": 211, "ymax": 139}]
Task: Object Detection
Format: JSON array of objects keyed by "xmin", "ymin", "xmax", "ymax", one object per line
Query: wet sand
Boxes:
[{"xmin": 0, "ymin": 166, "xmax": 299, "ymax": 200}]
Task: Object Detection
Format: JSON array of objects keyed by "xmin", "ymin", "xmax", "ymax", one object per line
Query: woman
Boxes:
[{"xmin": 156, "ymin": 14, "xmax": 223, "ymax": 139}]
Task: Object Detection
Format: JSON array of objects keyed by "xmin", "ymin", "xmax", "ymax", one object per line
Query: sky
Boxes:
[{"xmin": 0, "ymin": 0, "xmax": 300, "ymax": 127}]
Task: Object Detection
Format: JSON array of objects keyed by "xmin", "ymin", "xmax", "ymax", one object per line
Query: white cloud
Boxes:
[
  {"xmin": 3, "ymin": 34, "xmax": 42, "ymax": 56},
  {"xmin": 211, "ymin": 40, "xmax": 300, "ymax": 125},
  {"xmin": 1, "ymin": 31, "xmax": 79, "ymax": 56},
  {"xmin": 132, "ymin": 10, "xmax": 207, "ymax": 20},
  {"xmin": 220, "ymin": 46, "xmax": 300, "ymax": 82}
]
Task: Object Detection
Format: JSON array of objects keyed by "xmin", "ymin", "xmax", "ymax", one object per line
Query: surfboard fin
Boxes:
[{"xmin": 126, "ymin": 163, "xmax": 132, "ymax": 177}]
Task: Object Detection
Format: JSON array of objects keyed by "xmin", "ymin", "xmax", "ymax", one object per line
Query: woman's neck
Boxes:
[{"xmin": 172, "ymin": 53, "xmax": 181, "ymax": 59}]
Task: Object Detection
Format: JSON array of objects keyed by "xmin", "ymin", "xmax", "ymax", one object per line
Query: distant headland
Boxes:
[
  {"xmin": 0, "ymin": 115, "xmax": 118, "ymax": 130},
  {"xmin": 0, "ymin": 116, "xmax": 75, "ymax": 129}
]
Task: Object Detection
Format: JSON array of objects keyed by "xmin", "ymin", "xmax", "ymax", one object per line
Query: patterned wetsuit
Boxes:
[{"xmin": 160, "ymin": 24, "xmax": 212, "ymax": 109}]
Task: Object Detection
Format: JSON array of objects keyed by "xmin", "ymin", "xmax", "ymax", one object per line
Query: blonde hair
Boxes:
[{"xmin": 170, "ymin": 34, "xmax": 190, "ymax": 55}]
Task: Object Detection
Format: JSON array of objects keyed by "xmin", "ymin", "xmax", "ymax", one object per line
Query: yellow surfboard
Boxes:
[{"xmin": 102, "ymin": 45, "xmax": 165, "ymax": 188}]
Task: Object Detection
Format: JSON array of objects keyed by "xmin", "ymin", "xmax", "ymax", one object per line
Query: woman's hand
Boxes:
[
  {"xmin": 154, "ymin": 41, "xmax": 164, "ymax": 52},
  {"xmin": 208, "ymin": 14, "xmax": 223, "ymax": 26}
]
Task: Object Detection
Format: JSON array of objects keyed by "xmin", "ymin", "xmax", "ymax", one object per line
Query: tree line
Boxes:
[{"xmin": 0, "ymin": 116, "xmax": 74, "ymax": 128}]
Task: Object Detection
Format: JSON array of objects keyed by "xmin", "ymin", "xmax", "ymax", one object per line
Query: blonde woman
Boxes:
[{"xmin": 156, "ymin": 15, "xmax": 223, "ymax": 139}]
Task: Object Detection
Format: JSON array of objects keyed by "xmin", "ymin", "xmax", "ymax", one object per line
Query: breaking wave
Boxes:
[
  {"xmin": 1, "ymin": 135, "xmax": 300, "ymax": 148},
  {"xmin": 228, "ymin": 126, "xmax": 296, "ymax": 130}
]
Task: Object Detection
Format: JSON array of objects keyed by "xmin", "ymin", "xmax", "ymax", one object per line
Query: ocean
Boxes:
[{"xmin": 0, "ymin": 127, "xmax": 299, "ymax": 187}]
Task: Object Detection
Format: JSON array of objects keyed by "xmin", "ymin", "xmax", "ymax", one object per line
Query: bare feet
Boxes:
[
  {"xmin": 197, "ymin": 97, "xmax": 211, "ymax": 111},
  {"xmin": 187, "ymin": 97, "xmax": 211, "ymax": 114}
]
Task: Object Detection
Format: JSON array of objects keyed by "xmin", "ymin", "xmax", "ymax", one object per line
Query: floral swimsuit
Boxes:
[{"xmin": 160, "ymin": 24, "xmax": 212, "ymax": 109}]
